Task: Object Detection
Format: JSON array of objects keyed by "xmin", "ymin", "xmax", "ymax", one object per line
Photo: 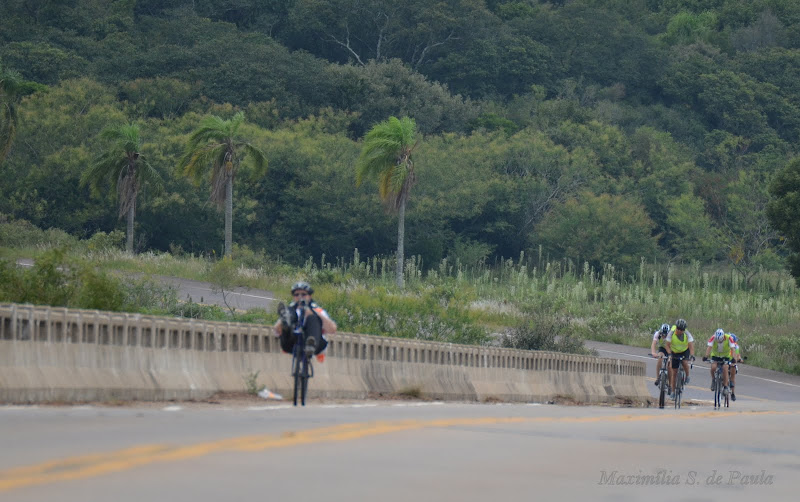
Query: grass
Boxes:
[{"xmin": 2, "ymin": 220, "xmax": 799, "ymax": 374}]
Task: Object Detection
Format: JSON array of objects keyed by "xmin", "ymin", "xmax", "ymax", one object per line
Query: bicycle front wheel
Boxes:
[
  {"xmin": 674, "ymin": 369, "xmax": 684, "ymax": 409},
  {"xmin": 658, "ymin": 373, "xmax": 667, "ymax": 409}
]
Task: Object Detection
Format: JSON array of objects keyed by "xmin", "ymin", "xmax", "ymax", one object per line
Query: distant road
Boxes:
[
  {"xmin": 584, "ymin": 340, "xmax": 800, "ymax": 404},
  {"xmin": 15, "ymin": 258, "xmax": 279, "ymax": 312}
]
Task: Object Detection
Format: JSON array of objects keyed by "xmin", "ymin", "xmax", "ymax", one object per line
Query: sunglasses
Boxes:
[{"xmin": 293, "ymin": 292, "xmax": 309, "ymax": 298}]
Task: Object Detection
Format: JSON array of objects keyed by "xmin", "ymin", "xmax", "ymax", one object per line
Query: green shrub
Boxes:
[
  {"xmin": 501, "ymin": 311, "xmax": 595, "ymax": 355},
  {"xmin": 0, "ymin": 217, "xmax": 77, "ymax": 249},
  {"xmin": 85, "ymin": 230, "xmax": 125, "ymax": 253}
]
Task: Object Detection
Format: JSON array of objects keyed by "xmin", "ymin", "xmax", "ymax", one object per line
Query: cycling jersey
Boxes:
[
  {"xmin": 652, "ymin": 330, "xmax": 667, "ymax": 349},
  {"xmin": 707, "ymin": 333, "xmax": 734, "ymax": 358},
  {"xmin": 666, "ymin": 327, "xmax": 694, "ymax": 353}
]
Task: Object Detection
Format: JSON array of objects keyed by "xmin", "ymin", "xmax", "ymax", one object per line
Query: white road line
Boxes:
[
  {"xmin": 596, "ymin": 348, "xmax": 800, "ymax": 389},
  {"xmin": 178, "ymin": 284, "xmax": 278, "ymax": 301}
]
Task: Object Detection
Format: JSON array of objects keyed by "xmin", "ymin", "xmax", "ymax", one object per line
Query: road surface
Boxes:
[{"xmin": 6, "ymin": 260, "xmax": 800, "ymax": 501}]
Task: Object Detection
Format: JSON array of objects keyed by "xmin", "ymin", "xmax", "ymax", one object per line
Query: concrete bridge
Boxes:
[{"xmin": 0, "ymin": 303, "xmax": 649, "ymax": 404}]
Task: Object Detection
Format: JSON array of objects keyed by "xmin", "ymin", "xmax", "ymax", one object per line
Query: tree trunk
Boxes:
[
  {"xmin": 126, "ymin": 199, "xmax": 135, "ymax": 254},
  {"xmin": 396, "ymin": 198, "xmax": 405, "ymax": 288},
  {"xmin": 224, "ymin": 174, "xmax": 233, "ymax": 257}
]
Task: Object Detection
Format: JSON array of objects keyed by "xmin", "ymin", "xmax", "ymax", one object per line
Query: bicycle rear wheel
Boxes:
[{"xmin": 292, "ymin": 354, "xmax": 301, "ymax": 406}]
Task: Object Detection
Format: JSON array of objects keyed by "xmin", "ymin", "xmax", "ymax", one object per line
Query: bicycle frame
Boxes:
[
  {"xmin": 713, "ymin": 360, "xmax": 732, "ymax": 409},
  {"xmin": 657, "ymin": 355, "xmax": 670, "ymax": 409},
  {"xmin": 672, "ymin": 356, "xmax": 692, "ymax": 409},
  {"xmin": 291, "ymin": 329, "xmax": 314, "ymax": 407}
]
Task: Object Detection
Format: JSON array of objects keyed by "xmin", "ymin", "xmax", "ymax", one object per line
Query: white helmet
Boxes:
[
  {"xmin": 660, "ymin": 323, "xmax": 670, "ymax": 335},
  {"xmin": 715, "ymin": 329, "xmax": 725, "ymax": 342}
]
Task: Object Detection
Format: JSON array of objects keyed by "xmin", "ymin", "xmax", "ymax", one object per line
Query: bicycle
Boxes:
[
  {"xmin": 653, "ymin": 354, "xmax": 670, "ymax": 409},
  {"xmin": 672, "ymin": 354, "xmax": 693, "ymax": 409},
  {"xmin": 707, "ymin": 358, "xmax": 733, "ymax": 409},
  {"xmin": 278, "ymin": 302, "xmax": 315, "ymax": 407},
  {"xmin": 291, "ymin": 326, "xmax": 315, "ymax": 406}
]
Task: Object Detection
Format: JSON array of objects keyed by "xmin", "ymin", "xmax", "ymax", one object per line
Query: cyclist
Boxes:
[
  {"xmin": 665, "ymin": 318, "xmax": 695, "ymax": 397},
  {"xmin": 273, "ymin": 281, "xmax": 337, "ymax": 362},
  {"xmin": 728, "ymin": 333, "xmax": 743, "ymax": 401},
  {"xmin": 650, "ymin": 323, "xmax": 671, "ymax": 386},
  {"xmin": 702, "ymin": 329, "xmax": 735, "ymax": 398}
]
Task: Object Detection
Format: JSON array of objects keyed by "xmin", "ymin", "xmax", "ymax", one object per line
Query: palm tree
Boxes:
[
  {"xmin": 179, "ymin": 112, "xmax": 266, "ymax": 257},
  {"xmin": 0, "ymin": 62, "xmax": 24, "ymax": 164},
  {"xmin": 356, "ymin": 116, "xmax": 419, "ymax": 288},
  {"xmin": 81, "ymin": 123, "xmax": 163, "ymax": 254}
]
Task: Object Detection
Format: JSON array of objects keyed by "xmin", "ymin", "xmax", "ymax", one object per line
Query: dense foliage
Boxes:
[{"xmin": 1, "ymin": 0, "xmax": 800, "ymax": 281}]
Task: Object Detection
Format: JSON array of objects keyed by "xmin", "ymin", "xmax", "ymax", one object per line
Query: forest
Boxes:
[{"xmin": 2, "ymin": 0, "xmax": 800, "ymax": 279}]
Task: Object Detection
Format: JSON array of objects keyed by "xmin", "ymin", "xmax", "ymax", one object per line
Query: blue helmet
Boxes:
[
  {"xmin": 715, "ymin": 329, "xmax": 725, "ymax": 342},
  {"xmin": 728, "ymin": 333, "xmax": 738, "ymax": 343}
]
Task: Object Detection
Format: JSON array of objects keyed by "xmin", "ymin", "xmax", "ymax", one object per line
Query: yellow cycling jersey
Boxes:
[
  {"xmin": 709, "ymin": 334, "xmax": 734, "ymax": 358},
  {"xmin": 669, "ymin": 328, "xmax": 690, "ymax": 353}
]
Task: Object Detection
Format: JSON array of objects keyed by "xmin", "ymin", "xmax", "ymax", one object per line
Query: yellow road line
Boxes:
[{"xmin": 0, "ymin": 409, "xmax": 793, "ymax": 493}]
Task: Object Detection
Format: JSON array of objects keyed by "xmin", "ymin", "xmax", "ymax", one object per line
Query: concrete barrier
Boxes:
[{"xmin": 0, "ymin": 303, "xmax": 650, "ymax": 404}]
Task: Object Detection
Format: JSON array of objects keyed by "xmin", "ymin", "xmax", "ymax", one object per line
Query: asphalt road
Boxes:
[
  {"xmin": 1, "ymin": 401, "xmax": 798, "ymax": 501},
  {"xmin": 7, "ymin": 259, "xmax": 800, "ymax": 501},
  {"xmin": 585, "ymin": 340, "xmax": 800, "ymax": 404}
]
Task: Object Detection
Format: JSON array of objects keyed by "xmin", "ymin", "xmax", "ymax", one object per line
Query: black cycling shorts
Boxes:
[
  {"xmin": 711, "ymin": 356, "xmax": 731, "ymax": 363},
  {"xmin": 671, "ymin": 350, "xmax": 690, "ymax": 369},
  {"xmin": 657, "ymin": 347, "xmax": 668, "ymax": 357}
]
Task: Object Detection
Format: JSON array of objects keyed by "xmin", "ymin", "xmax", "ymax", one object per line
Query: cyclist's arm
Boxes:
[
  {"xmin": 688, "ymin": 341, "xmax": 695, "ymax": 357},
  {"xmin": 704, "ymin": 339, "xmax": 712, "ymax": 359},
  {"xmin": 650, "ymin": 334, "xmax": 659, "ymax": 356}
]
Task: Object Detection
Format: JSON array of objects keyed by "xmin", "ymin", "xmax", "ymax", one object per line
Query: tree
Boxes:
[
  {"xmin": 533, "ymin": 191, "xmax": 659, "ymax": 271},
  {"xmin": 179, "ymin": 112, "xmax": 267, "ymax": 257},
  {"xmin": 0, "ymin": 61, "xmax": 44, "ymax": 164},
  {"xmin": 81, "ymin": 123, "xmax": 163, "ymax": 254},
  {"xmin": 767, "ymin": 157, "xmax": 800, "ymax": 284},
  {"xmin": 356, "ymin": 116, "xmax": 419, "ymax": 288}
]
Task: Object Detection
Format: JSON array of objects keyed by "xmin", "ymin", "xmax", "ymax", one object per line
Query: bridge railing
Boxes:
[{"xmin": 0, "ymin": 303, "xmax": 648, "ymax": 403}]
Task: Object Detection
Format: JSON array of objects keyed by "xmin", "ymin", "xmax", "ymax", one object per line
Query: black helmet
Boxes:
[
  {"xmin": 291, "ymin": 281, "xmax": 313, "ymax": 295},
  {"xmin": 675, "ymin": 318, "xmax": 687, "ymax": 330}
]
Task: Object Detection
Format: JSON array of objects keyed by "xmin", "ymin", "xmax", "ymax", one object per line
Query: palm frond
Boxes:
[
  {"xmin": 355, "ymin": 116, "xmax": 418, "ymax": 210},
  {"xmin": 241, "ymin": 142, "xmax": 268, "ymax": 178},
  {"xmin": 136, "ymin": 157, "xmax": 164, "ymax": 195},
  {"xmin": 181, "ymin": 143, "xmax": 226, "ymax": 182}
]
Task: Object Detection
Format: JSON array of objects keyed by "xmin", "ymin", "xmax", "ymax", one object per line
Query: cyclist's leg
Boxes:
[
  {"xmin": 723, "ymin": 359, "xmax": 731, "ymax": 388},
  {"xmin": 280, "ymin": 330, "xmax": 297, "ymax": 353},
  {"xmin": 303, "ymin": 314, "xmax": 327, "ymax": 354},
  {"xmin": 682, "ymin": 358, "xmax": 690, "ymax": 384},
  {"xmin": 669, "ymin": 354, "xmax": 681, "ymax": 392},
  {"xmin": 656, "ymin": 347, "xmax": 667, "ymax": 384},
  {"xmin": 710, "ymin": 361, "xmax": 718, "ymax": 390}
]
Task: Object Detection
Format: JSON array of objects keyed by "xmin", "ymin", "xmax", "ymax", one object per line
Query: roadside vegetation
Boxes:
[{"xmin": 2, "ymin": 220, "xmax": 798, "ymax": 375}]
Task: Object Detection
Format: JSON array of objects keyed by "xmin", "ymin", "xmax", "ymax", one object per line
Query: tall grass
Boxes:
[{"xmin": 2, "ymin": 219, "xmax": 798, "ymax": 374}]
